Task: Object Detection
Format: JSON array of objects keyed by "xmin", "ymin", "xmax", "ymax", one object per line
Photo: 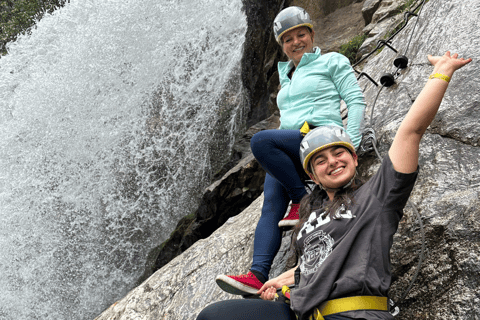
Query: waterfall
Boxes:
[{"xmin": 0, "ymin": 0, "xmax": 247, "ymax": 318}]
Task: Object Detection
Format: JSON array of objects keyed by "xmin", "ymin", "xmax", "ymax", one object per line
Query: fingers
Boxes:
[
  {"xmin": 257, "ymin": 284, "xmax": 267, "ymax": 294},
  {"xmin": 258, "ymin": 282, "xmax": 274, "ymax": 294},
  {"xmin": 259, "ymin": 286, "xmax": 277, "ymax": 300},
  {"xmin": 257, "ymin": 279, "xmax": 279, "ymax": 294},
  {"xmin": 258, "ymin": 279, "xmax": 273, "ymax": 293},
  {"xmin": 428, "ymin": 51, "xmax": 472, "ymax": 70},
  {"xmin": 447, "ymin": 52, "xmax": 473, "ymax": 69},
  {"xmin": 258, "ymin": 284, "xmax": 268, "ymax": 293}
]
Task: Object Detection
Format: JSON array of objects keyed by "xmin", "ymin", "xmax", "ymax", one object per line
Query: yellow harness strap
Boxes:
[
  {"xmin": 300, "ymin": 121, "xmax": 311, "ymax": 136},
  {"xmin": 310, "ymin": 296, "xmax": 388, "ymax": 320}
]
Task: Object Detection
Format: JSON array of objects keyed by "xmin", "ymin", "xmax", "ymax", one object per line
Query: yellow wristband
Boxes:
[{"xmin": 429, "ymin": 73, "xmax": 450, "ymax": 83}]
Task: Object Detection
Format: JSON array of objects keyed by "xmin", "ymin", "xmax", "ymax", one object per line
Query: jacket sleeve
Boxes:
[{"xmin": 327, "ymin": 53, "xmax": 366, "ymax": 148}]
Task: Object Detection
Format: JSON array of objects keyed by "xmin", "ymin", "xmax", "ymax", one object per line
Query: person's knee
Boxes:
[
  {"xmin": 250, "ymin": 130, "xmax": 273, "ymax": 156},
  {"xmin": 196, "ymin": 300, "xmax": 248, "ymax": 320},
  {"xmin": 196, "ymin": 303, "xmax": 220, "ymax": 320},
  {"xmin": 195, "ymin": 308, "xmax": 210, "ymax": 320}
]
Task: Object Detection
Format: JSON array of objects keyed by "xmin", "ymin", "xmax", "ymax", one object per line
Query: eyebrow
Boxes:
[
  {"xmin": 313, "ymin": 147, "xmax": 343, "ymax": 162},
  {"xmin": 285, "ymin": 30, "xmax": 307, "ymax": 40},
  {"xmin": 313, "ymin": 153, "xmax": 326, "ymax": 162}
]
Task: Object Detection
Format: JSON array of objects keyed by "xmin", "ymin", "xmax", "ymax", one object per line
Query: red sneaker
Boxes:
[
  {"xmin": 215, "ymin": 271, "xmax": 264, "ymax": 295},
  {"xmin": 278, "ymin": 203, "xmax": 300, "ymax": 228}
]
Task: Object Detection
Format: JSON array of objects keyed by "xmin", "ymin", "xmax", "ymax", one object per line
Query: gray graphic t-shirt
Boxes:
[{"xmin": 291, "ymin": 155, "xmax": 418, "ymax": 320}]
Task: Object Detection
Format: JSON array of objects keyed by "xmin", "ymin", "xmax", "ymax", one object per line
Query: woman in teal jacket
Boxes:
[
  {"xmin": 215, "ymin": 6, "xmax": 366, "ymax": 296},
  {"xmin": 277, "ymin": 48, "xmax": 365, "ymax": 146}
]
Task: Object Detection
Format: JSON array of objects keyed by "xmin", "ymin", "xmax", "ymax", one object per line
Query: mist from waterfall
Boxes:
[{"xmin": 0, "ymin": 0, "xmax": 246, "ymax": 318}]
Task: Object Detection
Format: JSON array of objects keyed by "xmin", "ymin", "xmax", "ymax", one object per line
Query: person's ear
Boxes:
[{"xmin": 308, "ymin": 172, "xmax": 320, "ymax": 185}]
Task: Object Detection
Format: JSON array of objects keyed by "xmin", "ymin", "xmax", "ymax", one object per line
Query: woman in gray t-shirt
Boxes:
[{"xmin": 197, "ymin": 51, "xmax": 472, "ymax": 320}]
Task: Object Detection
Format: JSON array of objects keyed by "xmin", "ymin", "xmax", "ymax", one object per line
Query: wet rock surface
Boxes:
[{"xmin": 146, "ymin": 113, "xmax": 280, "ymax": 279}]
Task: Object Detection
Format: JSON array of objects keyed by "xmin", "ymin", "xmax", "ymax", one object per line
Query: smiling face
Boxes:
[
  {"xmin": 281, "ymin": 26, "xmax": 315, "ymax": 66},
  {"xmin": 308, "ymin": 146, "xmax": 358, "ymax": 193}
]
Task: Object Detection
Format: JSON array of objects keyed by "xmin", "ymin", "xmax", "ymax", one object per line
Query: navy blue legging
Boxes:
[
  {"xmin": 249, "ymin": 129, "xmax": 307, "ymax": 279},
  {"xmin": 196, "ymin": 299, "xmax": 353, "ymax": 320},
  {"xmin": 196, "ymin": 300, "xmax": 295, "ymax": 320}
]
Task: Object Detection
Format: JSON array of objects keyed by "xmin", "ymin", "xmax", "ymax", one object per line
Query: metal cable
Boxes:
[
  {"xmin": 403, "ymin": 0, "xmax": 428, "ymax": 56},
  {"xmin": 355, "ymin": 1, "xmax": 429, "ymax": 312}
]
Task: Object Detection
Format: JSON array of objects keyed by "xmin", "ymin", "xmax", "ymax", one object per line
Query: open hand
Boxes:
[{"xmin": 428, "ymin": 51, "xmax": 472, "ymax": 75}]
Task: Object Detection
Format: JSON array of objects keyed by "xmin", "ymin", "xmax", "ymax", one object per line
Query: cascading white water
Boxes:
[{"xmin": 0, "ymin": 0, "xmax": 246, "ymax": 319}]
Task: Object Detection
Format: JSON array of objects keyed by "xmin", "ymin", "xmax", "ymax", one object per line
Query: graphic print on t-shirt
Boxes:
[
  {"xmin": 297, "ymin": 205, "xmax": 355, "ymax": 241},
  {"xmin": 299, "ymin": 229, "xmax": 334, "ymax": 275},
  {"xmin": 297, "ymin": 206, "xmax": 356, "ymax": 274}
]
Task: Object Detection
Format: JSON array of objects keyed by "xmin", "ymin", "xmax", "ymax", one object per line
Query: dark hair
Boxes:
[{"xmin": 286, "ymin": 178, "xmax": 364, "ymax": 268}]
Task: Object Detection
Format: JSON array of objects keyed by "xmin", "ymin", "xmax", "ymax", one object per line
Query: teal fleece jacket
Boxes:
[{"xmin": 277, "ymin": 47, "xmax": 365, "ymax": 148}]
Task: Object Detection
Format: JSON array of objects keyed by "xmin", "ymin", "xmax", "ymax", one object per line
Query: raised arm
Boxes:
[{"xmin": 389, "ymin": 51, "xmax": 472, "ymax": 173}]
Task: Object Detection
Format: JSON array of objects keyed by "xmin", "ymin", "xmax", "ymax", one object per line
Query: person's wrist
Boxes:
[
  {"xmin": 429, "ymin": 73, "xmax": 450, "ymax": 83},
  {"xmin": 432, "ymin": 62, "xmax": 456, "ymax": 78}
]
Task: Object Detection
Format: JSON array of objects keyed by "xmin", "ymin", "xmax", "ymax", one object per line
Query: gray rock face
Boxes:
[
  {"xmin": 362, "ymin": 0, "xmax": 382, "ymax": 25},
  {"xmin": 293, "ymin": 0, "xmax": 366, "ymax": 54},
  {"xmin": 96, "ymin": 0, "xmax": 480, "ymax": 319},
  {"xmin": 356, "ymin": 0, "xmax": 480, "ymax": 318},
  {"xmin": 312, "ymin": 0, "xmax": 367, "ymax": 53},
  {"xmin": 241, "ymin": 0, "xmax": 287, "ymax": 127},
  {"xmin": 358, "ymin": 0, "xmax": 424, "ymax": 62},
  {"xmin": 370, "ymin": 0, "xmax": 407, "ymax": 25}
]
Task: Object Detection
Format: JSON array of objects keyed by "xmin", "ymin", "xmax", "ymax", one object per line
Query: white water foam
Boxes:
[{"xmin": 0, "ymin": 0, "xmax": 246, "ymax": 318}]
